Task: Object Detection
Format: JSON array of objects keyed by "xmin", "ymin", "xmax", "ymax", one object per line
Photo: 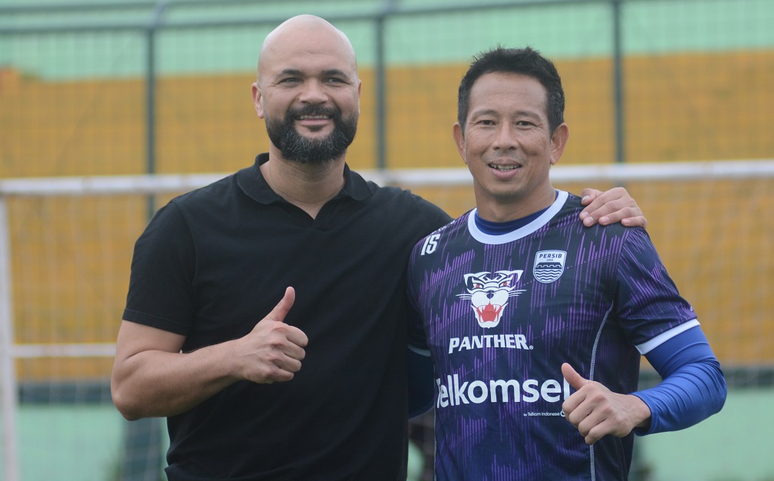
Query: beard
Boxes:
[{"xmin": 265, "ymin": 104, "xmax": 358, "ymax": 164}]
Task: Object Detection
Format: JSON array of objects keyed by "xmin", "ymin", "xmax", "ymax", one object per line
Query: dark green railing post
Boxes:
[
  {"xmin": 375, "ymin": 0, "xmax": 398, "ymax": 171},
  {"xmin": 612, "ymin": 0, "xmax": 625, "ymax": 164}
]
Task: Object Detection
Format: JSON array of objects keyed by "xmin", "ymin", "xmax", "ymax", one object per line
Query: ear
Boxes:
[
  {"xmin": 251, "ymin": 82, "xmax": 265, "ymax": 119},
  {"xmin": 452, "ymin": 122, "xmax": 467, "ymax": 165},
  {"xmin": 356, "ymin": 79, "xmax": 362, "ymax": 114},
  {"xmin": 549, "ymin": 123, "xmax": 569, "ymax": 166}
]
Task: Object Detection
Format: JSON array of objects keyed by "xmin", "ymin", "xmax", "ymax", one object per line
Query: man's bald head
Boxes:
[
  {"xmin": 250, "ymin": 15, "xmax": 361, "ymax": 165},
  {"xmin": 257, "ymin": 15, "xmax": 358, "ymax": 85}
]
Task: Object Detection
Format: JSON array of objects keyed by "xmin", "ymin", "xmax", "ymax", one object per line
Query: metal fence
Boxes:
[
  {"xmin": 1, "ymin": 1, "xmax": 773, "ymax": 480},
  {"xmin": 0, "ymin": 0, "xmax": 654, "ymax": 179}
]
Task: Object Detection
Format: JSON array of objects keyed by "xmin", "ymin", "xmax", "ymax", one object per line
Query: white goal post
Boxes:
[
  {"xmin": 1, "ymin": 160, "xmax": 772, "ymax": 197},
  {"xmin": 1, "ymin": 158, "xmax": 773, "ymax": 481}
]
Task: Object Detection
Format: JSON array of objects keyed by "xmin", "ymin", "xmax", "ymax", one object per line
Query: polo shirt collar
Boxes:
[{"xmin": 236, "ymin": 153, "xmax": 374, "ymax": 205}]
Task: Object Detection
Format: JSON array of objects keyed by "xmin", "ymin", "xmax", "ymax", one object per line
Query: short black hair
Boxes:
[{"xmin": 457, "ymin": 46, "xmax": 565, "ymax": 135}]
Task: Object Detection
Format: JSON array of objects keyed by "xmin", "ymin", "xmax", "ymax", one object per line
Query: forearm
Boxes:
[
  {"xmin": 632, "ymin": 358, "xmax": 726, "ymax": 434},
  {"xmin": 112, "ymin": 340, "xmax": 240, "ymax": 420},
  {"xmin": 113, "ymin": 296, "xmax": 306, "ymax": 420},
  {"xmin": 633, "ymin": 327, "xmax": 727, "ymax": 435}
]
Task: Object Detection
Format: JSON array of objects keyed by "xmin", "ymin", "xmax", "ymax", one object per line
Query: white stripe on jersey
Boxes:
[{"xmin": 636, "ymin": 319, "xmax": 700, "ymax": 354}]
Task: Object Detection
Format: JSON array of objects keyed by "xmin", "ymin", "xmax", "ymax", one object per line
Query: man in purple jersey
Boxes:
[{"xmin": 407, "ymin": 47, "xmax": 726, "ymax": 480}]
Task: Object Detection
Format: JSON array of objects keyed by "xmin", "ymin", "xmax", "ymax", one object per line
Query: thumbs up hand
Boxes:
[
  {"xmin": 233, "ymin": 286, "xmax": 309, "ymax": 384},
  {"xmin": 561, "ymin": 363, "xmax": 651, "ymax": 445}
]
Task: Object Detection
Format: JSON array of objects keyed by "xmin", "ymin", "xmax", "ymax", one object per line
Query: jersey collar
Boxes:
[{"xmin": 467, "ymin": 190, "xmax": 569, "ymax": 245}]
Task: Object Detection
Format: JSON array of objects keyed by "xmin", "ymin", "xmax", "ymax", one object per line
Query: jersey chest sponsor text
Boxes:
[
  {"xmin": 436, "ymin": 373, "xmax": 571, "ymax": 409},
  {"xmin": 448, "ymin": 333, "xmax": 531, "ymax": 354}
]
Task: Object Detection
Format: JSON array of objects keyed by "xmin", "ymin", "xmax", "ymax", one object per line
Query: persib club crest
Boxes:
[
  {"xmin": 533, "ymin": 250, "xmax": 567, "ymax": 284},
  {"xmin": 457, "ymin": 270, "xmax": 525, "ymax": 329}
]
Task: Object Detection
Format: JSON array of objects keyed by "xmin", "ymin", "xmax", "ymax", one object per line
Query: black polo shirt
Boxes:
[{"xmin": 124, "ymin": 153, "xmax": 452, "ymax": 480}]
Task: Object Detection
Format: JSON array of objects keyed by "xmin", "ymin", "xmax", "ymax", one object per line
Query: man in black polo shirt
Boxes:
[{"xmin": 110, "ymin": 14, "xmax": 646, "ymax": 481}]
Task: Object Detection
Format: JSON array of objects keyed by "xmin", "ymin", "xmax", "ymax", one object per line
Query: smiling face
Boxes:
[
  {"xmin": 262, "ymin": 97, "xmax": 359, "ymax": 165},
  {"xmin": 252, "ymin": 16, "xmax": 362, "ymax": 164},
  {"xmin": 453, "ymin": 72, "xmax": 569, "ymax": 222}
]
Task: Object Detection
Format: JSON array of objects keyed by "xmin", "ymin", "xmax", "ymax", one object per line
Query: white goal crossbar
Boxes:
[
  {"xmin": 1, "ymin": 158, "xmax": 773, "ymax": 481},
  {"xmin": 1, "ymin": 160, "xmax": 773, "ymax": 197}
]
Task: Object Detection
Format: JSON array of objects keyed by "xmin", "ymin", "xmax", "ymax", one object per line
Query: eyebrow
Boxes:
[
  {"xmin": 470, "ymin": 108, "xmax": 542, "ymax": 120},
  {"xmin": 276, "ymin": 68, "xmax": 303, "ymax": 78},
  {"xmin": 275, "ymin": 68, "xmax": 352, "ymax": 80},
  {"xmin": 321, "ymin": 68, "xmax": 351, "ymax": 79}
]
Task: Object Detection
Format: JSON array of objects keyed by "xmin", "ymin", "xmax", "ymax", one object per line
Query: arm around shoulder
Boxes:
[{"xmin": 579, "ymin": 187, "xmax": 647, "ymax": 228}]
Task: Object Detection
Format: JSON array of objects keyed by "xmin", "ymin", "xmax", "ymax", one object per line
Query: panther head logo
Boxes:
[{"xmin": 457, "ymin": 270, "xmax": 524, "ymax": 329}]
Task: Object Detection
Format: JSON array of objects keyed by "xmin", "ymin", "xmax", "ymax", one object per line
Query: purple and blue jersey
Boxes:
[{"xmin": 407, "ymin": 191, "xmax": 704, "ymax": 480}]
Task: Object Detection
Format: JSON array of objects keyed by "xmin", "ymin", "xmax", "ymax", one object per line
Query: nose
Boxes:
[
  {"xmin": 298, "ymin": 79, "xmax": 327, "ymax": 104},
  {"xmin": 492, "ymin": 123, "xmax": 518, "ymax": 151}
]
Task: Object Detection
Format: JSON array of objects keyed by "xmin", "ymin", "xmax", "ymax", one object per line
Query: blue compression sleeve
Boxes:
[
  {"xmin": 632, "ymin": 326, "xmax": 727, "ymax": 435},
  {"xmin": 407, "ymin": 347, "xmax": 435, "ymax": 418}
]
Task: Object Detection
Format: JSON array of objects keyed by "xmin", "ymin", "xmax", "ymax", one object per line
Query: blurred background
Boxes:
[{"xmin": 0, "ymin": 0, "xmax": 772, "ymax": 480}]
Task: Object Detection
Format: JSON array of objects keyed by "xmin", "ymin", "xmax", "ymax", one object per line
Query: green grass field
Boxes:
[{"xmin": 1, "ymin": 387, "xmax": 772, "ymax": 481}]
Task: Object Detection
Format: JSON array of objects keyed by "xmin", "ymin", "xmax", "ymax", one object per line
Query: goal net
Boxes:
[{"xmin": 1, "ymin": 160, "xmax": 773, "ymax": 481}]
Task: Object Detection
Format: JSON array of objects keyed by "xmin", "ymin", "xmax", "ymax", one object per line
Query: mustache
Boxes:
[{"xmin": 286, "ymin": 104, "xmax": 340, "ymax": 119}]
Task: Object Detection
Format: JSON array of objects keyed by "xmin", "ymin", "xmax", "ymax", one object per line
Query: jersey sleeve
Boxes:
[
  {"xmin": 613, "ymin": 228, "xmax": 698, "ymax": 349},
  {"xmin": 403, "ymin": 195, "xmax": 448, "ymax": 418},
  {"xmin": 405, "ymin": 195, "xmax": 450, "ymax": 353},
  {"xmin": 406, "ymin": 281, "xmax": 429, "ymax": 349},
  {"xmin": 123, "ymin": 201, "xmax": 196, "ymax": 335}
]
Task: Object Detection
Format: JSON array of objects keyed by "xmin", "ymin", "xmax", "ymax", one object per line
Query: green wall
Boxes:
[{"xmin": 1, "ymin": 0, "xmax": 773, "ymax": 80}]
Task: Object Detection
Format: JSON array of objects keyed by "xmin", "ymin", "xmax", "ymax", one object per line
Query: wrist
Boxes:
[{"xmin": 630, "ymin": 393, "xmax": 653, "ymax": 433}]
